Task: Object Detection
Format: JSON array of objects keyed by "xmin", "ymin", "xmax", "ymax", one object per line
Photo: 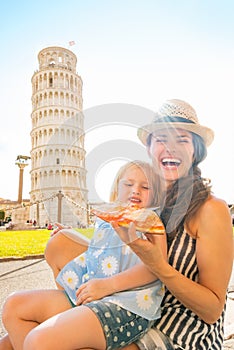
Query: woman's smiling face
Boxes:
[{"xmin": 147, "ymin": 128, "xmax": 194, "ymax": 186}]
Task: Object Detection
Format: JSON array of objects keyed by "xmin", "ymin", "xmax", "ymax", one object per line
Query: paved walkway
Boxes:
[
  {"xmin": 0, "ymin": 258, "xmax": 56, "ymax": 337},
  {"xmin": 0, "ymin": 258, "xmax": 234, "ymax": 348}
]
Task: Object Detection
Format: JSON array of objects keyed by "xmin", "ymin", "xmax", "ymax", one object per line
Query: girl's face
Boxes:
[
  {"xmin": 117, "ymin": 166, "xmax": 153, "ymax": 208},
  {"xmin": 147, "ymin": 128, "xmax": 194, "ymax": 187}
]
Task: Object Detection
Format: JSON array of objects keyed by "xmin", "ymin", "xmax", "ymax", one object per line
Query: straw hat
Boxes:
[{"xmin": 138, "ymin": 99, "xmax": 214, "ymax": 146}]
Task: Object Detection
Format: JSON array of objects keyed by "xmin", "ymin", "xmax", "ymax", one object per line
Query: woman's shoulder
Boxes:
[
  {"xmin": 187, "ymin": 195, "xmax": 231, "ymax": 237},
  {"xmin": 200, "ymin": 195, "xmax": 230, "ymax": 214},
  {"xmin": 193, "ymin": 195, "xmax": 231, "ymax": 224}
]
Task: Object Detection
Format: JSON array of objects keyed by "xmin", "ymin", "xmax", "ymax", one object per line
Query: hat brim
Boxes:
[{"xmin": 138, "ymin": 122, "xmax": 214, "ymax": 147}]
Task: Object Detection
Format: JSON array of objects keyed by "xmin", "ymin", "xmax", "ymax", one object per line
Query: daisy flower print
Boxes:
[
  {"xmin": 74, "ymin": 253, "xmax": 86, "ymax": 267},
  {"xmin": 136, "ymin": 288, "xmax": 154, "ymax": 310},
  {"xmin": 61, "ymin": 270, "xmax": 79, "ymax": 290},
  {"xmin": 101, "ymin": 255, "xmax": 118, "ymax": 276}
]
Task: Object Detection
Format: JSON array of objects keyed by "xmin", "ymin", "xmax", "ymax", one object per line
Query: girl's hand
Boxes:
[
  {"xmin": 50, "ymin": 222, "xmax": 71, "ymax": 237},
  {"xmin": 76, "ymin": 278, "xmax": 114, "ymax": 305}
]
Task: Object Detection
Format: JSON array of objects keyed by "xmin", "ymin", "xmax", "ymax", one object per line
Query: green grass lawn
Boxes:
[
  {"xmin": 0, "ymin": 228, "xmax": 94, "ymax": 259},
  {"xmin": 1, "ymin": 226, "xmax": 233, "ymax": 259}
]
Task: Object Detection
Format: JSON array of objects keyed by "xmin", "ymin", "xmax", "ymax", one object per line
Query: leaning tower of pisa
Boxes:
[{"xmin": 30, "ymin": 46, "xmax": 88, "ymax": 227}]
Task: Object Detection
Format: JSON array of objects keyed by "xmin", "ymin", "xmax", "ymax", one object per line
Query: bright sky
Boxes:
[{"xmin": 0, "ymin": 0, "xmax": 233, "ymax": 204}]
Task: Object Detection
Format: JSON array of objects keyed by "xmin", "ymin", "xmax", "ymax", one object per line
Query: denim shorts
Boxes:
[{"xmin": 86, "ymin": 300, "xmax": 154, "ymax": 350}]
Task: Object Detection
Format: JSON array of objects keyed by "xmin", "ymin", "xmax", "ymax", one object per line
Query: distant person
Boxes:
[{"xmin": 47, "ymin": 223, "xmax": 53, "ymax": 230}]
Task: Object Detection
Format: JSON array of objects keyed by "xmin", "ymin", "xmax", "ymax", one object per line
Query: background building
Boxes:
[{"xmin": 30, "ymin": 46, "xmax": 88, "ymax": 227}]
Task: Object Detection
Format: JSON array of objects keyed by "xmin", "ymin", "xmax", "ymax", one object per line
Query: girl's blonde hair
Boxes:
[{"xmin": 109, "ymin": 160, "xmax": 161, "ymax": 207}]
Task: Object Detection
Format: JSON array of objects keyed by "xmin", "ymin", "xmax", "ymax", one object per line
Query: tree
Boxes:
[{"xmin": 0, "ymin": 210, "xmax": 5, "ymax": 221}]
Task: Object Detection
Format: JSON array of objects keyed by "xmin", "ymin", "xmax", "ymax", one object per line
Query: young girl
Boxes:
[{"xmin": 1, "ymin": 160, "xmax": 167, "ymax": 350}]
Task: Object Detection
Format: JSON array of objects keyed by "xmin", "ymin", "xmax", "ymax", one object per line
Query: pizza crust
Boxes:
[{"xmin": 91, "ymin": 203, "xmax": 165, "ymax": 234}]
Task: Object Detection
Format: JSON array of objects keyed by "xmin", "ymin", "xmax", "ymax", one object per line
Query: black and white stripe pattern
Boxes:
[{"xmin": 138, "ymin": 229, "xmax": 225, "ymax": 349}]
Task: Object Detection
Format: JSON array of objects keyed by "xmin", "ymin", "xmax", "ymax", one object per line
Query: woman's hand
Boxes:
[
  {"xmin": 76, "ymin": 278, "xmax": 114, "ymax": 305},
  {"xmin": 111, "ymin": 222, "xmax": 138, "ymax": 244},
  {"xmin": 50, "ymin": 222, "xmax": 71, "ymax": 237},
  {"xmin": 112, "ymin": 222, "xmax": 166, "ymax": 276}
]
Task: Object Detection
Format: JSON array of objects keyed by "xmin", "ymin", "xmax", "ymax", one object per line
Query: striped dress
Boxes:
[{"xmin": 153, "ymin": 228, "xmax": 225, "ymax": 350}]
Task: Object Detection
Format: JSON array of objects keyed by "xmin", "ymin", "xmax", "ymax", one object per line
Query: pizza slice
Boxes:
[{"xmin": 91, "ymin": 202, "xmax": 165, "ymax": 234}]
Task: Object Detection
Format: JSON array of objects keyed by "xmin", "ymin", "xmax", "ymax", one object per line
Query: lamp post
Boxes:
[
  {"xmin": 15, "ymin": 155, "xmax": 30, "ymax": 203},
  {"xmin": 57, "ymin": 191, "xmax": 63, "ymax": 223}
]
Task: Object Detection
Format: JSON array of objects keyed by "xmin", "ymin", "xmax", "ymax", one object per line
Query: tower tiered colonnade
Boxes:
[{"xmin": 30, "ymin": 46, "xmax": 88, "ymax": 227}]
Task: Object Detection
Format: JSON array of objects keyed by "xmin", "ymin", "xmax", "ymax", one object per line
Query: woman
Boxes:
[{"xmin": 114, "ymin": 99, "xmax": 233, "ymax": 349}]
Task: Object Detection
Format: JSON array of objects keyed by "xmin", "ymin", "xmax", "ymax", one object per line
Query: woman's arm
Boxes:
[
  {"xmin": 115, "ymin": 196, "xmax": 233, "ymax": 324},
  {"xmin": 76, "ymin": 231, "xmax": 167, "ymax": 305}
]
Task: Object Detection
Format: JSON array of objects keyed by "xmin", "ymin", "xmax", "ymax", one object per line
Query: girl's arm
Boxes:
[
  {"xmin": 76, "ymin": 232, "xmax": 167, "ymax": 305},
  {"xmin": 116, "ymin": 196, "xmax": 233, "ymax": 324}
]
